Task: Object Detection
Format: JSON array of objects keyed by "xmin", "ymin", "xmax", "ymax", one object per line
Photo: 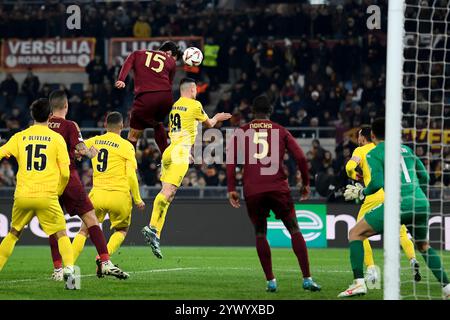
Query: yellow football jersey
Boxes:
[
  {"xmin": 0, "ymin": 124, "xmax": 70, "ymax": 198},
  {"xmin": 348, "ymin": 142, "xmax": 384, "ymax": 199},
  {"xmin": 168, "ymin": 97, "xmax": 209, "ymax": 146},
  {"xmin": 85, "ymin": 132, "xmax": 138, "ymax": 194}
]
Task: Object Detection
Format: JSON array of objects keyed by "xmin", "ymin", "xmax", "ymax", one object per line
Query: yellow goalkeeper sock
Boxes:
[
  {"xmin": 107, "ymin": 232, "xmax": 125, "ymax": 256},
  {"xmin": 72, "ymin": 233, "xmax": 87, "ymax": 263},
  {"xmin": 150, "ymin": 193, "xmax": 170, "ymax": 238},
  {"xmin": 400, "ymin": 224, "xmax": 416, "ymax": 260},
  {"xmin": 58, "ymin": 236, "xmax": 74, "ymax": 267},
  {"xmin": 363, "ymin": 238, "xmax": 375, "ymax": 267},
  {"xmin": 0, "ymin": 233, "xmax": 18, "ymax": 271}
]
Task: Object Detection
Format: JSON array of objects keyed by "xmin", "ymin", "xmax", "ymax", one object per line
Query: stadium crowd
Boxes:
[{"xmin": 0, "ymin": 0, "xmax": 448, "ymax": 196}]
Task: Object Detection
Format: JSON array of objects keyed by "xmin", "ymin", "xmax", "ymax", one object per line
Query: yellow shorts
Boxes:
[
  {"xmin": 160, "ymin": 144, "xmax": 190, "ymax": 187},
  {"xmin": 89, "ymin": 190, "xmax": 132, "ymax": 230},
  {"xmin": 358, "ymin": 194, "xmax": 409, "ymax": 236},
  {"xmin": 11, "ymin": 197, "xmax": 66, "ymax": 236},
  {"xmin": 357, "ymin": 195, "xmax": 384, "ymax": 221}
]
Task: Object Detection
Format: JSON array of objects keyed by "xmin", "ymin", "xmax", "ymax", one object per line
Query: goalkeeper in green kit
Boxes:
[{"xmin": 338, "ymin": 118, "xmax": 450, "ymax": 298}]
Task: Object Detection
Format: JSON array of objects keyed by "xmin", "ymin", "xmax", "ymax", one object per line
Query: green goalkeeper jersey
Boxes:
[{"xmin": 363, "ymin": 141, "xmax": 430, "ymax": 211}]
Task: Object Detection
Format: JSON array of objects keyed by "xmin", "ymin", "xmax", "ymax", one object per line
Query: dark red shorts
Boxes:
[
  {"xmin": 244, "ymin": 191, "xmax": 296, "ymax": 225},
  {"xmin": 129, "ymin": 91, "xmax": 173, "ymax": 130},
  {"xmin": 60, "ymin": 170, "xmax": 94, "ymax": 217}
]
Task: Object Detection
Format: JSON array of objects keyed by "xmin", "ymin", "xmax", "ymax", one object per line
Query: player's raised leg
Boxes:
[
  {"xmin": 127, "ymin": 127, "xmax": 143, "ymax": 150},
  {"xmin": 142, "ymin": 181, "xmax": 177, "ymax": 259},
  {"xmin": 153, "ymin": 122, "xmax": 168, "ymax": 155},
  {"xmin": 399, "ymin": 224, "xmax": 421, "ymax": 282}
]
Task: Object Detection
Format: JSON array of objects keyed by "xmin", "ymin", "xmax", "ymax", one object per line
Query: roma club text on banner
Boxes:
[
  {"xmin": 108, "ymin": 36, "xmax": 203, "ymax": 67},
  {"xmin": 1, "ymin": 38, "xmax": 96, "ymax": 71}
]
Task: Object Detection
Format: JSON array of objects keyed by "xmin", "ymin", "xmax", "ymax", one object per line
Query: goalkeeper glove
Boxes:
[{"xmin": 344, "ymin": 183, "xmax": 365, "ymax": 201}]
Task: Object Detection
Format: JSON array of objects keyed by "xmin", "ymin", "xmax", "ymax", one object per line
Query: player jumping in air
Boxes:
[
  {"xmin": 115, "ymin": 41, "xmax": 181, "ymax": 153},
  {"xmin": 226, "ymin": 95, "xmax": 321, "ymax": 293},
  {"xmin": 72, "ymin": 112, "xmax": 145, "ymax": 268},
  {"xmin": 47, "ymin": 90, "xmax": 129, "ymax": 280},
  {"xmin": 0, "ymin": 98, "xmax": 75, "ymax": 289},
  {"xmin": 345, "ymin": 125, "xmax": 420, "ymax": 285},
  {"xmin": 141, "ymin": 78, "xmax": 231, "ymax": 258},
  {"xmin": 339, "ymin": 118, "xmax": 450, "ymax": 298}
]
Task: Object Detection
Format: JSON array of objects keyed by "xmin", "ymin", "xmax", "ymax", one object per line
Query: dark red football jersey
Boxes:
[
  {"xmin": 118, "ymin": 49, "xmax": 176, "ymax": 95},
  {"xmin": 48, "ymin": 116, "xmax": 83, "ymax": 170},
  {"xmin": 226, "ymin": 119, "xmax": 309, "ymax": 198}
]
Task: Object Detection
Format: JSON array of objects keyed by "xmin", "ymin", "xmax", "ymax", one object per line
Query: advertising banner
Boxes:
[
  {"xmin": 267, "ymin": 204, "xmax": 327, "ymax": 248},
  {"xmin": 108, "ymin": 36, "xmax": 203, "ymax": 66},
  {"xmin": 1, "ymin": 38, "xmax": 96, "ymax": 71},
  {"xmin": 0, "ymin": 200, "xmax": 448, "ymax": 250}
]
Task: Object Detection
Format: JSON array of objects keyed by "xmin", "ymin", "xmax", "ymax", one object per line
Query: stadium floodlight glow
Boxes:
[{"xmin": 384, "ymin": 0, "xmax": 405, "ymax": 301}]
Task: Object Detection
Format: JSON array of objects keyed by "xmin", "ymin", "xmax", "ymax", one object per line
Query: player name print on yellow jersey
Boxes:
[{"xmin": 85, "ymin": 132, "xmax": 137, "ymax": 194}]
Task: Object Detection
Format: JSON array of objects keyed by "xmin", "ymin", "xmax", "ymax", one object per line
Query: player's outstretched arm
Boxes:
[
  {"xmin": 345, "ymin": 151, "xmax": 363, "ymax": 181},
  {"xmin": 126, "ymin": 160, "xmax": 145, "ymax": 210},
  {"xmin": 75, "ymin": 142, "xmax": 98, "ymax": 159},
  {"xmin": 0, "ymin": 134, "xmax": 18, "ymax": 160},
  {"xmin": 226, "ymin": 130, "xmax": 240, "ymax": 208},
  {"xmin": 115, "ymin": 52, "xmax": 135, "ymax": 89},
  {"xmin": 202, "ymin": 112, "xmax": 232, "ymax": 128}
]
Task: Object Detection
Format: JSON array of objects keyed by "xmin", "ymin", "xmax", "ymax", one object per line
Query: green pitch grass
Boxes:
[{"xmin": 0, "ymin": 246, "xmax": 448, "ymax": 300}]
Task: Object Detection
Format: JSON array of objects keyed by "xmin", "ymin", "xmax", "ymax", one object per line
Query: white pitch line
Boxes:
[{"xmin": 1, "ymin": 267, "xmax": 200, "ymax": 285}]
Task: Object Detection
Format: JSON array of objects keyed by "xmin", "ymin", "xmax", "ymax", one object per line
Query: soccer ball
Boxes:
[{"xmin": 182, "ymin": 47, "xmax": 203, "ymax": 67}]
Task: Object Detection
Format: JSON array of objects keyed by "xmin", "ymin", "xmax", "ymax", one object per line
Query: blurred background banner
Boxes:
[
  {"xmin": 107, "ymin": 36, "xmax": 204, "ymax": 66},
  {"xmin": 0, "ymin": 199, "xmax": 448, "ymax": 250},
  {"xmin": 1, "ymin": 38, "xmax": 96, "ymax": 71}
]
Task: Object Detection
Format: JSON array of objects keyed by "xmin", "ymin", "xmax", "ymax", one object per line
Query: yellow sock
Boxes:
[
  {"xmin": 58, "ymin": 236, "xmax": 74, "ymax": 267},
  {"xmin": 400, "ymin": 224, "xmax": 416, "ymax": 260},
  {"xmin": 72, "ymin": 234, "xmax": 87, "ymax": 263},
  {"xmin": 150, "ymin": 193, "xmax": 170, "ymax": 238},
  {"xmin": 0, "ymin": 233, "xmax": 18, "ymax": 271},
  {"xmin": 363, "ymin": 239, "xmax": 375, "ymax": 267},
  {"xmin": 107, "ymin": 232, "xmax": 125, "ymax": 256}
]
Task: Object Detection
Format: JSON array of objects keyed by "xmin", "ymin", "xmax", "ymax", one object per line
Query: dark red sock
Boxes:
[
  {"xmin": 256, "ymin": 236, "xmax": 274, "ymax": 281},
  {"xmin": 88, "ymin": 225, "xmax": 109, "ymax": 262},
  {"xmin": 49, "ymin": 234, "xmax": 62, "ymax": 269},
  {"xmin": 153, "ymin": 122, "xmax": 168, "ymax": 154},
  {"xmin": 291, "ymin": 231, "xmax": 311, "ymax": 278},
  {"xmin": 128, "ymin": 139, "xmax": 137, "ymax": 150}
]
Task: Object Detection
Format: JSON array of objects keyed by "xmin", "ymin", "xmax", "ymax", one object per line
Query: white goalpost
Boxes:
[
  {"xmin": 385, "ymin": 0, "xmax": 450, "ymax": 300},
  {"xmin": 384, "ymin": 0, "xmax": 405, "ymax": 301}
]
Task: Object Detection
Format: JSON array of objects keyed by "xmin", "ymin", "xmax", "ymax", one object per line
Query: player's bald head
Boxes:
[
  {"xmin": 179, "ymin": 78, "xmax": 197, "ymax": 98},
  {"xmin": 106, "ymin": 111, "xmax": 123, "ymax": 129},
  {"xmin": 49, "ymin": 90, "xmax": 68, "ymax": 111}
]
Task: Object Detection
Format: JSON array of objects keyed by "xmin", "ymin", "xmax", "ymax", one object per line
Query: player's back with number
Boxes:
[
  {"xmin": 228, "ymin": 120, "xmax": 309, "ymax": 197},
  {"xmin": 3, "ymin": 125, "xmax": 69, "ymax": 198},
  {"xmin": 85, "ymin": 132, "xmax": 136, "ymax": 193},
  {"xmin": 367, "ymin": 142, "xmax": 429, "ymax": 209},
  {"xmin": 120, "ymin": 49, "xmax": 176, "ymax": 94}
]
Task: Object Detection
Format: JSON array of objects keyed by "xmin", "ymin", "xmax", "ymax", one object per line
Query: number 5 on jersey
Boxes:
[{"xmin": 253, "ymin": 131, "xmax": 269, "ymax": 159}]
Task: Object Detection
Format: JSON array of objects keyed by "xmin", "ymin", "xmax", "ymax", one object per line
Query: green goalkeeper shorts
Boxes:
[{"xmin": 364, "ymin": 203, "xmax": 430, "ymax": 241}]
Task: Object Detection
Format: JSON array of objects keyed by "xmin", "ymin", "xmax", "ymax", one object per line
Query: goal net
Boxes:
[{"xmin": 386, "ymin": 0, "xmax": 449, "ymax": 300}]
